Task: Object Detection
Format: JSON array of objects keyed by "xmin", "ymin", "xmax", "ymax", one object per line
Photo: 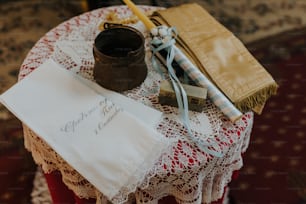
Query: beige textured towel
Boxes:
[{"xmin": 151, "ymin": 3, "xmax": 278, "ymax": 114}]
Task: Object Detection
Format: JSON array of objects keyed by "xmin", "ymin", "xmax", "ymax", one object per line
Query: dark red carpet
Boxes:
[
  {"xmin": 0, "ymin": 118, "xmax": 36, "ymax": 204},
  {"xmin": 229, "ymin": 50, "xmax": 306, "ymax": 203}
]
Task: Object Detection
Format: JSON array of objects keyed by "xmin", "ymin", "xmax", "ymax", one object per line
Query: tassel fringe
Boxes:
[{"xmin": 235, "ymin": 83, "xmax": 279, "ymax": 114}]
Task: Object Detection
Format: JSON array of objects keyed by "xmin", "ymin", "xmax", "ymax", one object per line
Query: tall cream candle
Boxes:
[{"xmin": 122, "ymin": 0, "xmax": 156, "ymax": 30}]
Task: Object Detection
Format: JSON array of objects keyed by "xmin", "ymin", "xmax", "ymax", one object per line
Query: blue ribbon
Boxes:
[{"xmin": 150, "ymin": 27, "xmax": 223, "ymax": 157}]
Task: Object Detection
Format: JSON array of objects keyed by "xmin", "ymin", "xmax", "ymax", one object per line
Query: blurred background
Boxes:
[{"xmin": 0, "ymin": 0, "xmax": 305, "ymax": 203}]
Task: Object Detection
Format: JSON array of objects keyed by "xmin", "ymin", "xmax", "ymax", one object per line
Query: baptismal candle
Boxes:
[{"xmin": 122, "ymin": 0, "xmax": 156, "ymax": 30}]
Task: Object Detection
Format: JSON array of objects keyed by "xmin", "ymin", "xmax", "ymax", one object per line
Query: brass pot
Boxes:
[{"xmin": 93, "ymin": 24, "xmax": 147, "ymax": 92}]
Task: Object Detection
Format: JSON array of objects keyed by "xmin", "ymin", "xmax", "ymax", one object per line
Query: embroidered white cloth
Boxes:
[{"xmin": 0, "ymin": 59, "xmax": 168, "ymax": 202}]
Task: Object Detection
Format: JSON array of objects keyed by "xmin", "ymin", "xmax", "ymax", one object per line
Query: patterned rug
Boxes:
[
  {"xmin": 0, "ymin": 1, "xmax": 84, "ymax": 204},
  {"xmin": 1, "ymin": 0, "xmax": 306, "ymax": 204},
  {"xmin": 230, "ymin": 33, "xmax": 306, "ymax": 203}
]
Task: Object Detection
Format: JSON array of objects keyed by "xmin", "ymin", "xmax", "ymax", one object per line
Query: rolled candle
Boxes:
[
  {"xmin": 122, "ymin": 0, "xmax": 156, "ymax": 30},
  {"xmin": 173, "ymin": 46, "xmax": 243, "ymax": 122}
]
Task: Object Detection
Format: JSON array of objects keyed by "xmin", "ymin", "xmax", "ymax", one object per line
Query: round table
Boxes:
[{"xmin": 19, "ymin": 5, "xmax": 253, "ymax": 204}]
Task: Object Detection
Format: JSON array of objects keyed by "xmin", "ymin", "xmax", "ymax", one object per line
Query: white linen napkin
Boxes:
[{"xmin": 0, "ymin": 59, "xmax": 167, "ymax": 201}]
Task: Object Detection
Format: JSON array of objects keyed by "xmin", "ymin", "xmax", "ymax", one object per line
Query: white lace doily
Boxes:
[{"xmin": 19, "ymin": 6, "xmax": 254, "ymax": 204}]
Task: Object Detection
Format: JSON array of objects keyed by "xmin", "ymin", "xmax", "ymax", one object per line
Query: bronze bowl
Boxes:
[{"xmin": 93, "ymin": 24, "xmax": 147, "ymax": 92}]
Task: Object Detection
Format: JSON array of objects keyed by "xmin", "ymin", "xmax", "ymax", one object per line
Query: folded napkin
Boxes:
[
  {"xmin": 0, "ymin": 59, "xmax": 167, "ymax": 202},
  {"xmin": 151, "ymin": 3, "xmax": 278, "ymax": 114}
]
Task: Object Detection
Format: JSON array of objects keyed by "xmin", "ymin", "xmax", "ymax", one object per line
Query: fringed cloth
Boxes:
[{"xmin": 150, "ymin": 3, "xmax": 278, "ymax": 114}]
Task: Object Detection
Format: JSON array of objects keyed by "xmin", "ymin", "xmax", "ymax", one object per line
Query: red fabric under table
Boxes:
[
  {"xmin": 44, "ymin": 170, "xmax": 239, "ymax": 204},
  {"xmin": 44, "ymin": 171, "xmax": 96, "ymax": 204}
]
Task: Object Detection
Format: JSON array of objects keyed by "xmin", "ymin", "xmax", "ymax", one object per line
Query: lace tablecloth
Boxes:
[{"xmin": 19, "ymin": 5, "xmax": 253, "ymax": 204}]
